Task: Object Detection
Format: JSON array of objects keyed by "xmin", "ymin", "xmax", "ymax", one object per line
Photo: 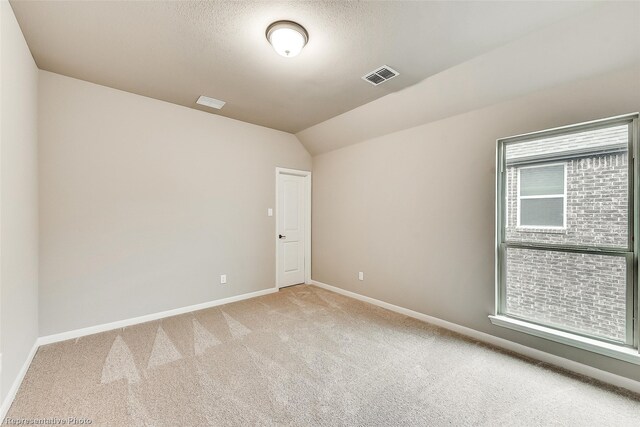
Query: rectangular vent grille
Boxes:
[
  {"xmin": 196, "ymin": 95, "xmax": 226, "ymax": 110},
  {"xmin": 362, "ymin": 65, "xmax": 400, "ymax": 86},
  {"xmin": 366, "ymin": 73, "xmax": 385, "ymax": 85}
]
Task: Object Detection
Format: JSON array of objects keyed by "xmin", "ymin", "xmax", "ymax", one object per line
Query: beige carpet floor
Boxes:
[{"xmin": 4, "ymin": 285, "xmax": 639, "ymax": 426}]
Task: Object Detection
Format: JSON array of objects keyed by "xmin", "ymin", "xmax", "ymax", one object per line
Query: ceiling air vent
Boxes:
[
  {"xmin": 196, "ymin": 95, "xmax": 226, "ymax": 110},
  {"xmin": 362, "ymin": 65, "xmax": 400, "ymax": 86}
]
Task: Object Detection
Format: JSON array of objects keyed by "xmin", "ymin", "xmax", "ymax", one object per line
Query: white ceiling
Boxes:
[
  {"xmin": 11, "ymin": 1, "xmax": 598, "ymax": 134},
  {"xmin": 298, "ymin": 2, "xmax": 640, "ymax": 155}
]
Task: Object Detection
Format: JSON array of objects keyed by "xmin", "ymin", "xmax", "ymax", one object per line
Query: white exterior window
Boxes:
[{"xmin": 517, "ymin": 163, "xmax": 566, "ymax": 229}]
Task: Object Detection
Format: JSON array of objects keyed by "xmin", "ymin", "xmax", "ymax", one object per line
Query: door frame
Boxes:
[{"xmin": 275, "ymin": 167, "xmax": 311, "ymax": 289}]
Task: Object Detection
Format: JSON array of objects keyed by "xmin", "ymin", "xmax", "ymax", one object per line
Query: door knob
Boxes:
[{"xmin": 279, "ymin": 234, "xmax": 286, "ymax": 239}]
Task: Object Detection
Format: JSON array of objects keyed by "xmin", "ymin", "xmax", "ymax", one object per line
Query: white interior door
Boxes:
[{"xmin": 277, "ymin": 173, "xmax": 306, "ymax": 288}]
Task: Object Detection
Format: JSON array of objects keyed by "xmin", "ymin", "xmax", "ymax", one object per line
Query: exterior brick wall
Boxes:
[
  {"xmin": 504, "ymin": 152, "xmax": 628, "ymax": 342},
  {"xmin": 506, "ymin": 153, "xmax": 628, "ymax": 247},
  {"xmin": 505, "ymin": 248, "xmax": 626, "ymax": 341}
]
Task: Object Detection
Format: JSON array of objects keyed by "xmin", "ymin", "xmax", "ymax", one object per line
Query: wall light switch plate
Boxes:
[
  {"xmin": 268, "ymin": 208, "xmax": 273, "ymax": 217},
  {"xmin": 358, "ymin": 272, "xmax": 364, "ymax": 281},
  {"xmin": 220, "ymin": 274, "xmax": 227, "ymax": 284}
]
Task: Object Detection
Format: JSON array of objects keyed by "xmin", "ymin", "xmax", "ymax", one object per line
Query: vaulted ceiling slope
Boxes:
[
  {"xmin": 298, "ymin": 2, "xmax": 640, "ymax": 155},
  {"xmin": 11, "ymin": 0, "xmax": 597, "ymax": 134}
]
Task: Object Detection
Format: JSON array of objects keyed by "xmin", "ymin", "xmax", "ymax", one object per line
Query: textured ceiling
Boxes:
[
  {"xmin": 10, "ymin": 1, "xmax": 597, "ymax": 134},
  {"xmin": 298, "ymin": 2, "xmax": 640, "ymax": 155}
]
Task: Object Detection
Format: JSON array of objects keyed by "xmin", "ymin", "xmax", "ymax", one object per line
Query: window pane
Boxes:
[
  {"xmin": 505, "ymin": 247, "xmax": 627, "ymax": 342},
  {"xmin": 520, "ymin": 165, "xmax": 564, "ymax": 196},
  {"xmin": 505, "ymin": 124, "xmax": 629, "ymax": 248},
  {"xmin": 520, "ymin": 198, "xmax": 563, "ymax": 227}
]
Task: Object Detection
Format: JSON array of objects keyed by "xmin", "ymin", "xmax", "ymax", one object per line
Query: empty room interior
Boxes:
[{"xmin": 2, "ymin": 0, "xmax": 640, "ymax": 425}]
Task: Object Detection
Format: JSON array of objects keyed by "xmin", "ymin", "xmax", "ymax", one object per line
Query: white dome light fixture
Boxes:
[{"xmin": 266, "ymin": 20, "xmax": 308, "ymax": 58}]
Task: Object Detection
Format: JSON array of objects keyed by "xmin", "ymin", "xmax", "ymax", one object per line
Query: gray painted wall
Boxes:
[
  {"xmin": 312, "ymin": 64, "xmax": 640, "ymax": 382},
  {"xmin": 0, "ymin": 1, "xmax": 39, "ymax": 400},
  {"xmin": 38, "ymin": 71, "xmax": 311, "ymax": 336}
]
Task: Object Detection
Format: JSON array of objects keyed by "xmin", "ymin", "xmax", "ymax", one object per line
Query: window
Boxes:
[
  {"xmin": 517, "ymin": 163, "xmax": 566, "ymax": 228},
  {"xmin": 492, "ymin": 114, "xmax": 639, "ymax": 363}
]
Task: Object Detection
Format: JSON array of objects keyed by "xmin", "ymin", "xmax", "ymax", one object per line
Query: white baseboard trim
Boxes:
[
  {"xmin": 310, "ymin": 280, "xmax": 640, "ymax": 395},
  {"xmin": 38, "ymin": 287, "xmax": 278, "ymax": 346},
  {"xmin": 0, "ymin": 341, "xmax": 39, "ymax": 422}
]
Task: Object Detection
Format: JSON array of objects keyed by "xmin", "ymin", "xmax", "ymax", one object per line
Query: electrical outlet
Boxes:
[
  {"xmin": 268, "ymin": 208, "xmax": 273, "ymax": 217},
  {"xmin": 220, "ymin": 274, "xmax": 227, "ymax": 284},
  {"xmin": 358, "ymin": 272, "xmax": 364, "ymax": 281}
]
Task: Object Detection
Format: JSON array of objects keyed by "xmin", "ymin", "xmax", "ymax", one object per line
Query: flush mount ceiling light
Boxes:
[{"xmin": 266, "ymin": 20, "xmax": 308, "ymax": 58}]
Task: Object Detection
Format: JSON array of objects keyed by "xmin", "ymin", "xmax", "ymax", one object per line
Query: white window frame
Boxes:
[
  {"xmin": 516, "ymin": 162, "xmax": 567, "ymax": 230},
  {"xmin": 492, "ymin": 113, "xmax": 640, "ymax": 365}
]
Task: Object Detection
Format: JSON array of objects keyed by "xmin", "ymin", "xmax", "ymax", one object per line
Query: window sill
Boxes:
[{"xmin": 488, "ymin": 315, "xmax": 640, "ymax": 365}]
